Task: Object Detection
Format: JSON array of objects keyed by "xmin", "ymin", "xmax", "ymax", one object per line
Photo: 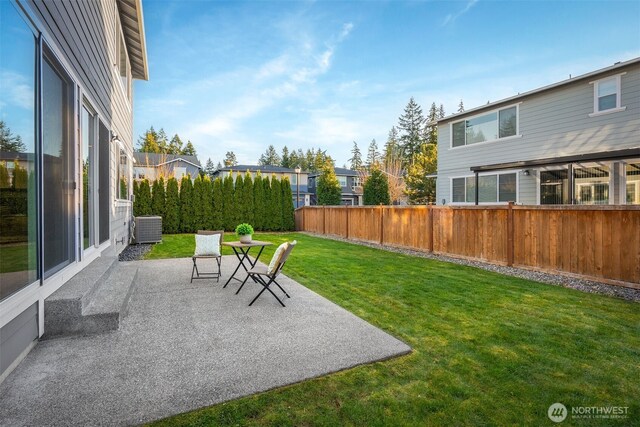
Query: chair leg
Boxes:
[
  {"xmin": 191, "ymin": 258, "xmax": 197, "ymax": 283},
  {"xmin": 216, "ymin": 257, "xmax": 221, "ymax": 283},
  {"xmin": 273, "ymin": 279, "xmax": 290, "ymax": 298},
  {"xmin": 236, "ymin": 273, "xmax": 251, "ymax": 295},
  {"xmin": 249, "ymin": 276, "xmax": 285, "ymax": 307}
]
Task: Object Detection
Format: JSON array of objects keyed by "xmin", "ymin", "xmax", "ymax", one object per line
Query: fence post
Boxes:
[
  {"xmin": 507, "ymin": 202, "xmax": 514, "ymax": 266},
  {"xmin": 323, "ymin": 205, "xmax": 326, "ymax": 235},
  {"xmin": 379, "ymin": 205, "xmax": 384, "ymax": 245},
  {"xmin": 345, "ymin": 205, "xmax": 350, "ymax": 239},
  {"xmin": 427, "ymin": 205, "xmax": 434, "ymax": 253},
  {"xmin": 302, "ymin": 207, "xmax": 305, "ymax": 231}
]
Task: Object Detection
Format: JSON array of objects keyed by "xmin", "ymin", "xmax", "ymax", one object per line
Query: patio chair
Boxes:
[
  {"xmin": 191, "ymin": 230, "xmax": 224, "ymax": 283},
  {"xmin": 236, "ymin": 241, "xmax": 297, "ymax": 307}
]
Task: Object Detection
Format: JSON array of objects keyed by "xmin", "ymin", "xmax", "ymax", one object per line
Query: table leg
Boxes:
[{"xmin": 223, "ymin": 247, "xmax": 251, "ymax": 288}]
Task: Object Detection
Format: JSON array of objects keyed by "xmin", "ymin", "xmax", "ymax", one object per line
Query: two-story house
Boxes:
[
  {"xmin": 212, "ymin": 165, "xmax": 311, "ymax": 208},
  {"xmin": 308, "ymin": 167, "xmax": 363, "ymax": 205},
  {"xmin": 436, "ymin": 58, "xmax": 640, "ymax": 206},
  {"xmin": 133, "ymin": 152, "xmax": 202, "ymax": 182},
  {"xmin": 0, "ymin": 0, "xmax": 148, "ymax": 382}
]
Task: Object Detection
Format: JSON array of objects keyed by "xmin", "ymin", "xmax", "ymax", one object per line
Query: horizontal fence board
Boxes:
[{"xmin": 295, "ymin": 205, "xmax": 640, "ymax": 286}]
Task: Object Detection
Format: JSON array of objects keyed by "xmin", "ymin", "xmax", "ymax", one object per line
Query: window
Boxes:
[
  {"xmin": 0, "ymin": 1, "xmax": 38, "ymax": 300},
  {"xmin": 451, "ymin": 105, "xmax": 518, "ymax": 147},
  {"xmin": 574, "ymin": 165, "xmax": 609, "ymax": 205},
  {"xmin": 290, "ymin": 173, "xmax": 297, "ymax": 186},
  {"xmin": 338, "ymin": 176, "xmax": 347, "ymax": 187},
  {"xmin": 540, "ymin": 169, "xmax": 569, "ymax": 205},
  {"xmin": 591, "ymin": 75, "xmax": 625, "ymax": 115},
  {"xmin": 118, "ymin": 147, "xmax": 130, "ymax": 200},
  {"xmin": 82, "ymin": 104, "xmax": 96, "ymax": 249},
  {"xmin": 452, "ymin": 173, "xmax": 517, "ymax": 204},
  {"xmin": 116, "ymin": 22, "xmax": 131, "ymax": 100},
  {"xmin": 625, "ymin": 162, "xmax": 640, "ymax": 204}
]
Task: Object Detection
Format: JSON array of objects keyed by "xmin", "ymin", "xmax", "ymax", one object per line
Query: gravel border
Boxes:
[
  {"xmin": 303, "ymin": 232, "xmax": 640, "ymax": 303},
  {"xmin": 118, "ymin": 243, "xmax": 153, "ymax": 261}
]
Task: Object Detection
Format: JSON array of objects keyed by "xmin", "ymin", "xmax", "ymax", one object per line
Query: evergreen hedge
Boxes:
[
  {"xmin": 164, "ymin": 177, "xmax": 180, "ymax": 233},
  {"xmin": 132, "ymin": 173, "xmax": 295, "ymax": 234}
]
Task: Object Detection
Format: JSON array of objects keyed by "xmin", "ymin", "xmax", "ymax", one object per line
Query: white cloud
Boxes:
[
  {"xmin": 442, "ymin": 0, "xmax": 478, "ymax": 26},
  {"xmin": 0, "ymin": 70, "xmax": 33, "ymax": 110}
]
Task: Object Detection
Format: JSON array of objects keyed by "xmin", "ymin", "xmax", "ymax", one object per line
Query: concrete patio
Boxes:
[{"xmin": 0, "ymin": 256, "xmax": 411, "ymax": 426}]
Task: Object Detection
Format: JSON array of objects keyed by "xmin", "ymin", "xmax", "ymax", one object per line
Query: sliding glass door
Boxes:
[
  {"xmin": 42, "ymin": 52, "xmax": 75, "ymax": 277},
  {"xmin": 0, "ymin": 1, "xmax": 38, "ymax": 300}
]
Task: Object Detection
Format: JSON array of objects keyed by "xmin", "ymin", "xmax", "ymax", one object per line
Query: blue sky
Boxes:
[{"xmin": 134, "ymin": 0, "xmax": 640, "ymax": 167}]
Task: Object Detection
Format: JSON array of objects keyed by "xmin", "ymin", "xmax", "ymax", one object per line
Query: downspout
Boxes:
[{"xmin": 475, "ymin": 172, "xmax": 479, "ymax": 205}]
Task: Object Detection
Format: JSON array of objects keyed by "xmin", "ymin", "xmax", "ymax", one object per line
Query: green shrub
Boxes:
[
  {"xmin": 233, "ymin": 173, "xmax": 244, "ymax": 226},
  {"xmin": 242, "ymin": 171, "xmax": 254, "ymax": 226},
  {"xmin": 151, "ymin": 177, "xmax": 166, "ymax": 217},
  {"xmin": 269, "ymin": 176, "xmax": 283, "ymax": 231},
  {"xmin": 202, "ymin": 175, "xmax": 214, "ymax": 230},
  {"xmin": 212, "ymin": 178, "xmax": 223, "ymax": 230},
  {"xmin": 222, "ymin": 174, "xmax": 235, "ymax": 231},
  {"xmin": 179, "ymin": 175, "xmax": 194, "ymax": 232},
  {"xmin": 137, "ymin": 179, "xmax": 152, "ymax": 215},
  {"xmin": 253, "ymin": 173, "xmax": 264, "ymax": 231},
  {"xmin": 192, "ymin": 175, "xmax": 205, "ymax": 231},
  {"xmin": 164, "ymin": 177, "xmax": 180, "ymax": 233},
  {"xmin": 281, "ymin": 176, "xmax": 295, "ymax": 231},
  {"xmin": 363, "ymin": 167, "xmax": 390, "ymax": 205},
  {"xmin": 262, "ymin": 176, "xmax": 272, "ymax": 231}
]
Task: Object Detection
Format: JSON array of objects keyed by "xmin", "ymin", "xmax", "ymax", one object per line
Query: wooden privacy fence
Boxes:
[{"xmin": 294, "ymin": 204, "xmax": 640, "ymax": 288}]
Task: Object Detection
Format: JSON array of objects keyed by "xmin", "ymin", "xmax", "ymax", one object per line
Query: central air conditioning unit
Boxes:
[{"xmin": 134, "ymin": 216, "xmax": 162, "ymax": 244}]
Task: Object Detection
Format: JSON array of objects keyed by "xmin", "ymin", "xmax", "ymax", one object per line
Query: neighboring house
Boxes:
[
  {"xmin": 133, "ymin": 152, "xmax": 202, "ymax": 182},
  {"xmin": 212, "ymin": 165, "xmax": 310, "ymax": 208},
  {"xmin": 308, "ymin": 167, "xmax": 363, "ymax": 205},
  {"xmin": 0, "ymin": 0, "xmax": 148, "ymax": 381},
  {"xmin": 436, "ymin": 58, "xmax": 640, "ymax": 206}
]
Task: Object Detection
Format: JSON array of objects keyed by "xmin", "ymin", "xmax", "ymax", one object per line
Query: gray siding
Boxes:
[
  {"xmin": 27, "ymin": 0, "xmax": 134, "ymax": 252},
  {"xmin": 437, "ymin": 63, "xmax": 640, "ymax": 204}
]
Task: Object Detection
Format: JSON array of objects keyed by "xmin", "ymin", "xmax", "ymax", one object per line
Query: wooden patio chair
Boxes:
[
  {"xmin": 236, "ymin": 241, "xmax": 297, "ymax": 307},
  {"xmin": 191, "ymin": 230, "xmax": 224, "ymax": 283}
]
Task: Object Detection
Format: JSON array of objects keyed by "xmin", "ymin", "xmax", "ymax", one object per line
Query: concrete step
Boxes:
[{"xmin": 43, "ymin": 258, "xmax": 138, "ymax": 339}]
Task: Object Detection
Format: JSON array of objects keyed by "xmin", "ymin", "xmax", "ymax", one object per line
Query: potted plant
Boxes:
[{"xmin": 235, "ymin": 223, "xmax": 254, "ymax": 243}]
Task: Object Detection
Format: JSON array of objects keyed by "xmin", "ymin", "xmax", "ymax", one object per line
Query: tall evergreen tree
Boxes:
[
  {"xmin": 242, "ymin": 171, "xmax": 254, "ymax": 226},
  {"xmin": 168, "ymin": 134, "xmax": 183, "ymax": 154},
  {"xmin": 349, "ymin": 141, "xmax": 363, "ymax": 170},
  {"xmin": 179, "ymin": 175, "xmax": 194, "ymax": 232},
  {"xmin": 224, "ymin": 151, "xmax": 237, "ymax": 167},
  {"xmin": 457, "ymin": 99, "xmax": 465, "ymax": 113},
  {"xmin": 11, "ymin": 161, "xmax": 27, "ymax": 189},
  {"xmin": 182, "ymin": 141, "xmax": 197, "ymax": 156},
  {"xmin": 0, "ymin": 162, "xmax": 10, "ymax": 188},
  {"xmin": 269, "ymin": 176, "xmax": 283, "ymax": 231},
  {"xmin": 233, "ymin": 173, "xmax": 245, "ymax": 226},
  {"xmin": 316, "ymin": 160, "xmax": 342, "ymax": 205},
  {"xmin": 262, "ymin": 176, "xmax": 272, "ymax": 231},
  {"xmin": 201, "ymin": 176, "xmax": 214, "ymax": 229},
  {"xmin": 258, "ymin": 145, "xmax": 281, "ymax": 166},
  {"xmin": 164, "ymin": 177, "xmax": 180, "ymax": 233},
  {"xmin": 216, "ymin": 161, "xmax": 223, "ymax": 170},
  {"xmin": 383, "ymin": 126, "xmax": 401, "ymax": 164},
  {"xmin": 281, "ymin": 177, "xmax": 295, "ymax": 231},
  {"xmin": 132, "ymin": 180, "xmax": 141, "ymax": 216},
  {"xmin": 204, "ymin": 158, "xmax": 216, "ymax": 178},
  {"xmin": 366, "ymin": 139, "xmax": 380, "ymax": 169},
  {"xmin": 438, "ymin": 103, "xmax": 446, "ymax": 119},
  {"xmin": 137, "ymin": 179, "xmax": 152, "ymax": 215},
  {"xmin": 405, "ymin": 144, "xmax": 438, "ymax": 204},
  {"xmin": 192, "ymin": 175, "xmax": 205, "ymax": 231},
  {"xmin": 253, "ymin": 174, "xmax": 265, "ymax": 230},
  {"xmin": 151, "ymin": 177, "xmax": 166, "ymax": 218},
  {"xmin": 211, "ymin": 178, "xmax": 224, "ymax": 230},
  {"xmin": 363, "ymin": 166, "xmax": 390, "ymax": 205},
  {"xmin": 137, "ymin": 126, "xmax": 160, "ymax": 153},
  {"xmin": 0, "ymin": 121, "xmax": 26, "ymax": 152},
  {"xmin": 426, "ymin": 102, "xmax": 439, "ymax": 146},
  {"xmin": 156, "ymin": 128, "xmax": 169, "ymax": 153},
  {"xmin": 222, "ymin": 174, "xmax": 235, "ymax": 230},
  {"xmin": 280, "ymin": 146, "xmax": 291, "ymax": 168},
  {"xmin": 397, "ymin": 97, "xmax": 426, "ymax": 164}
]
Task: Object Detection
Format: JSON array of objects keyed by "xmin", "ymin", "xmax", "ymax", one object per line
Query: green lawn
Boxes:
[{"xmin": 147, "ymin": 233, "xmax": 639, "ymax": 426}]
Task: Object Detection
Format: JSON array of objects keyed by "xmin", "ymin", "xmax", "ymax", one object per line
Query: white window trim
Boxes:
[
  {"xmin": 589, "ymin": 73, "xmax": 626, "ymax": 117},
  {"xmin": 449, "ymin": 171, "xmax": 520, "ymax": 205},
  {"xmin": 449, "ymin": 103, "xmax": 522, "ymax": 150},
  {"xmin": 114, "ymin": 9, "xmax": 132, "ymax": 109}
]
